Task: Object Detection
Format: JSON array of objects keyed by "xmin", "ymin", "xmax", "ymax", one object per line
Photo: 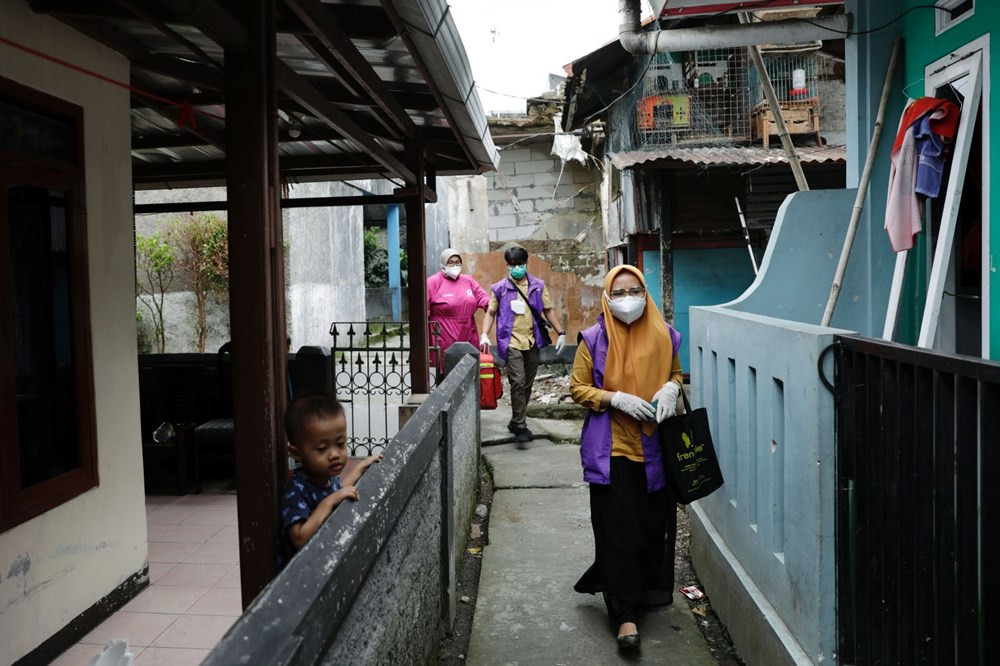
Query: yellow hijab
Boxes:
[{"xmin": 601, "ymin": 265, "xmax": 673, "ymax": 436}]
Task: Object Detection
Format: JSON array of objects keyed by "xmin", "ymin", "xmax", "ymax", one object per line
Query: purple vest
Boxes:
[
  {"xmin": 578, "ymin": 315, "xmax": 682, "ymax": 491},
  {"xmin": 490, "ymin": 275, "xmax": 547, "ymax": 361}
]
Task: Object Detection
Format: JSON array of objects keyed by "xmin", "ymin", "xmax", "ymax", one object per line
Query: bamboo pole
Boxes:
[
  {"xmin": 740, "ymin": 12, "xmax": 809, "ymax": 191},
  {"xmin": 820, "ymin": 38, "xmax": 902, "ymax": 327}
]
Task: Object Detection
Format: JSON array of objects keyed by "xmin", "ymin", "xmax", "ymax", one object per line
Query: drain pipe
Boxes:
[{"xmin": 618, "ymin": 0, "xmax": 849, "ymax": 53}]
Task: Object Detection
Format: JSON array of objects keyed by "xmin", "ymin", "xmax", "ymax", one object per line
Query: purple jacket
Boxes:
[
  {"xmin": 578, "ymin": 315, "xmax": 681, "ymax": 491},
  {"xmin": 490, "ymin": 274, "xmax": 547, "ymax": 361}
]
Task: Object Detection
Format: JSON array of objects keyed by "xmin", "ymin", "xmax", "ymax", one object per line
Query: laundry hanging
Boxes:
[{"xmin": 884, "ymin": 96, "xmax": 961, "ymax": 252}]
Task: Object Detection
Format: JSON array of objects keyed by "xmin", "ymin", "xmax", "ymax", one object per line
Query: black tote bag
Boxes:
[{"xmin": 659, "ymin": 385, "xmax": 724, "ymax": 504}]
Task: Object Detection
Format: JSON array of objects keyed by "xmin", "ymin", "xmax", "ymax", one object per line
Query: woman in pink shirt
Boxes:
[{"xmin": 427, "ymin": 248, "xmax": 490, "ymax": 371}]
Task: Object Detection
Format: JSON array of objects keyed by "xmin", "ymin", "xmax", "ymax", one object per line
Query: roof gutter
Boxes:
[{"xmin": 618, "ymin": 0, "xmax": 849, "ymax": 53}]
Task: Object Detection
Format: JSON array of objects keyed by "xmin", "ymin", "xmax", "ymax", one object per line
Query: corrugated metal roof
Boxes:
[{"xmin": 607, "ymin": 144, "xmax": 846, "ymax": 168}]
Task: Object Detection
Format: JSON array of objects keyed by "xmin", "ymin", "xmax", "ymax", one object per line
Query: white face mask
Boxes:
[
  {"xmin": 442, "ymin": 266, "xmax": 461, "ymax": 279},
  {"xmin": 606, "ymin": 293, "xmax": 646, "ymax": 325}
]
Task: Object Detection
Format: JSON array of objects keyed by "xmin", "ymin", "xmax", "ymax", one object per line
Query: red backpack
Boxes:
[{"xmin": 479, "ymin": 353, "xmax": 503, "ymax": 410}]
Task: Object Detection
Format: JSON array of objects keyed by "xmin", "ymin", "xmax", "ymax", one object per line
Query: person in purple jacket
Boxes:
[
  {"xmin": 479, "ymin": 245, "xmax": 565, "ymax": 447},
  {"xmin": 570, "ymin": 264, "xmax": 683, "ymax": 652}
]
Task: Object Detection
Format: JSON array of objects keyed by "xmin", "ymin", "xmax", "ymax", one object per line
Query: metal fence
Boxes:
[
  {"xmin": 329, "ymin": 321, "xmax": 442, "ymax": 455},
  {"xmin": 834, "ymin": 335, "xmax": 1000, "ymax": 665}
]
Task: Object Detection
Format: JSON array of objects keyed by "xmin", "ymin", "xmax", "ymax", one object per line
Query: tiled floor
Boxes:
[{"xmin": 50, "ymin": 492, "xmax": 241, "ymax": 665}]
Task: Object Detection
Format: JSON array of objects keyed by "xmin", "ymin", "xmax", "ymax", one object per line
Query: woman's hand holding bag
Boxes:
[
  {"xmin": 610, "ymin": 391, "xmax": 655, "ymax": 421},
  {"xmin": 653, "ymin": 381, "xmax": 680, "ymax": 422}
]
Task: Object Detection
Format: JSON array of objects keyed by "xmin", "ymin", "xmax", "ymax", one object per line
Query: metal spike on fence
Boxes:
[{"xmin": 354, "ymin": 354, "xmax": 364, "ymax": 370}]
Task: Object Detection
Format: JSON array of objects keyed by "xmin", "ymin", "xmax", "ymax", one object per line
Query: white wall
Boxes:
[{"xmin": 0, "ymin": 1, "xmax": 147, "ymax": 661}]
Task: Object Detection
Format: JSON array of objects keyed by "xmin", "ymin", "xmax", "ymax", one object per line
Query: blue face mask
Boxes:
[{"xmin": 509, "ymin": 264, "xmax": 527, "ymax": 280}]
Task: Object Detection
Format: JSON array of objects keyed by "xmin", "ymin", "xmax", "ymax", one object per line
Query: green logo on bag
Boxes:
[{"xmin": 681, "ymin": 432, "xmax": 692, "ymax": 449}]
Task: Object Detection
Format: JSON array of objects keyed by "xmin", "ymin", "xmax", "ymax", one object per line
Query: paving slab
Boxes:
[
  {"xmin": 485, "ymin": 441, "xmax": 585, "ymax": 490},
  {"xmin": 480, "ymin": 409, "xmax": 583, "ymax": 446},
  {"xmin": 468, "ymin": 486, "xmax": 716, "ymax": 666}
]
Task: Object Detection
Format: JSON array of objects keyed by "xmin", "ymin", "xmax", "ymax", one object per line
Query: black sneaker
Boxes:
[
  {"xmin": 514, "ymin": 428, "xmax": 533, "ymax": 449},
  {"xmin": 507, "ymin": 422, "xmax": 519, "ymax": 434}
]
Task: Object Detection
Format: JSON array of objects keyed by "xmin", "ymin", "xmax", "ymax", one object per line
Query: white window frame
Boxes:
[
  {"xmin": 935, "ymin": 0, "xmax": 975, "ymax": 37},
  {"xmin": 883, "ymin": 36, "xmax": 990, "ymax": 356}
]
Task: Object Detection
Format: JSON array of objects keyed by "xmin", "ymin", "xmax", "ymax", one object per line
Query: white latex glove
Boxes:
[
  {"xmin": 479, "ymin": 333, "xmax": 491, "ymax": 353},
  {"xmin": 653, "ymin": 380, "xmax": 680, "ymax": 423},
  {"xmin": 554, "ymin": 334, "xmax": 566, "ymax": 353},
  {"xmin": 610, "ymin": 391, "xmax": 655, "ymax": 422}
]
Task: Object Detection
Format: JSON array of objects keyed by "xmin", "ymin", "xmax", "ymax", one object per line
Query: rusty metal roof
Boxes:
[
  {"xmin": 27, "ymin": 0, "xmax": 498, "ymax": 188},
  {"xmin": 607, "ymin": 144, "xmax": 846, "ymax": 168}
]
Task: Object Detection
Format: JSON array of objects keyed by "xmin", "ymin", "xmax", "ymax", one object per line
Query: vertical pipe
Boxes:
[
  {"xmin": 224, "ymin": 0, "xmax": 284, "ymax": 603},
  {"xmin": 387, "ymin": 204, "xmax": 401, "ymax": 321},
  {"xmin": 740, "ymin": 13, "xmax": 810, "ymax": 192}
]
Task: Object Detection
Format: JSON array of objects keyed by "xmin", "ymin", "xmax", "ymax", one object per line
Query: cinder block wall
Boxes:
[{"xmin": 484, "ymin": 144, "xmax": 600, "ymax": 244}]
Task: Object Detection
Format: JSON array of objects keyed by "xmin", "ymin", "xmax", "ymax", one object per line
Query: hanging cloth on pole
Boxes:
[{"xmin": 884, "ymin": 97, "xmax": 960, "ymax": 252}]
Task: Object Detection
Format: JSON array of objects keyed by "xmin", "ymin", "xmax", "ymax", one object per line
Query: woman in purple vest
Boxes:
[{"xmin": 570, "ymin": 264, "xmax": 683, "ymax": 651}]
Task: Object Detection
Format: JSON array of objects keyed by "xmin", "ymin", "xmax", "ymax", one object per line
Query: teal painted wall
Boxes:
[
  {"xmin": 898, "ymin": 1, "xmax": 997, "ymax": 357},
  {"xmin": 674, "ymin": 247, "xmax": 758, "ymax": 371}
]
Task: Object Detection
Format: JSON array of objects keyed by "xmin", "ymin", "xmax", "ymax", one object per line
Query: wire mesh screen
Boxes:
[
  {"xmin": 747, "ymin": 50, "xmax": 821, "ymax": 109},
  {"xmin": 621, "ymin": 48, "xmax": 822, "ymax": 152},
  {"xmin": 628, "ymin": 49, "xmax": 751, "ymax": 150}
]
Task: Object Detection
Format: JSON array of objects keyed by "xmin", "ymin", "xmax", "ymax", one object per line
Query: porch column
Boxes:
[
  {"xmin": 405, "ymin": 133, "xmax": 429, "ymax": 394},
  {"xmin": 224, "ymin": 0, "xmax": 287, "ymax": 605}
]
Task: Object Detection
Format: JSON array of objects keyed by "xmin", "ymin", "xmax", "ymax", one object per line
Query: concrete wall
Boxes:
[
  {"xmin": 285, "ymin": 181, "xmax": 366, "ymax": 347},
  {"xmin": 204, "ymin": 355, "xmax": 481, "ymax": 664},
  {"xmin": 0, "ymin": 2, "xmax": 148, "ymax": 662}
]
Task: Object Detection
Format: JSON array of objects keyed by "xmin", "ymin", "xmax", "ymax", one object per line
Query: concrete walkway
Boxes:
[{"xmin": 468, "ymin": 409, "xmax": 716, "ymax": 665}]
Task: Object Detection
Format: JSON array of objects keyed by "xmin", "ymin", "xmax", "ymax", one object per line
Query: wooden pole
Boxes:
[
  {"xmin": 821, "ymin": 38, "xmax": 901, "ymax": 327},
  {"xmin": 224, "ymin": 0, "xmax": 286, "ymax": 605},
  {"xmin": 740, "ymin": 13, "xmax": 810, "ymax": 192},
  {"xmin": 405, "ymin": 131, "xmax": 430, "ymax": 394}
]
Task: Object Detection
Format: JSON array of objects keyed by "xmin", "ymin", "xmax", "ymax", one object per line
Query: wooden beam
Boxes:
[
  {"xmin": 404, "ymin": 132, "xmax": 429, "ymax": 394},
  {"xmin": 30, "ymin": 0, "xmax": 399, "ymax": 39},
  {"xmin": 285, "ymin": 0, "xmax": 415, "ymax": 139},
  {"xmin": 276, "ymin": 60, "xmax": 415, "ymax": 183},
  {"xmin": 223, "ymin": 0, "xmax": 284, "ymax": 605},
  {"xmin": 133, "ymin": 152, "xmax": 400, "ymax": 179},
  {"xmin": 134, "ymin": 192, "xmax": 429, "ymax": 214}
]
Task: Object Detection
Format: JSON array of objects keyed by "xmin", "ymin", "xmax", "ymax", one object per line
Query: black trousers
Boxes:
[{"xmin": 575, "ymin": 456, "xmax": 677, "ymax": 628}]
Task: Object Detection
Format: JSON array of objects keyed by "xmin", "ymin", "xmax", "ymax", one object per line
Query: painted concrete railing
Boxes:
[
  {"xmin": 687, "ymin": 188, "xmax": 861, "ymax": 665},
  {"xmin": 203, "ymin": 353, "xmax": 480, "ymax": 665},
  {"xmin": 689, "ymin": 307, "xmax": 847, "ymax": 665}
]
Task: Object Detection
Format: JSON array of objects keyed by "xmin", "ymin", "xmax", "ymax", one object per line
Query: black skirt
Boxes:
[{"xmin": 574, "ymin": 456, "xmax": 677, "ymax": 626}]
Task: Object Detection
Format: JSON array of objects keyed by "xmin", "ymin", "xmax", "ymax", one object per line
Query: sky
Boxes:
[{"xmin": 449, "ymin": 0, "xmax": 624, "ymax": 115}]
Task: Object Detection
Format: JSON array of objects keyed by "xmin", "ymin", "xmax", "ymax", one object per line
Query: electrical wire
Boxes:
[{"xmin": 790, "ymin": 4, "xmax": 956, "ymax": 37}]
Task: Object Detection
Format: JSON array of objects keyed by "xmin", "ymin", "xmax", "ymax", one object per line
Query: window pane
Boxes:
[
  {"xmin": 0, "ymin": 101, "xmax": 75, "ymax": 162},
  {"xmin": 7, "ymin": 184, "xmax": 79, "ymax": 487}
]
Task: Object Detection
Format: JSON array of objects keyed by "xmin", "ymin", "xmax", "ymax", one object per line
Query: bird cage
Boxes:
[
  {"xmin": 629, "ymin": 48, "xmax": 752, "ymax": 151},
  {"xmin": 747, "ymin": 50, "xmax": 822, "ymax": 148}
]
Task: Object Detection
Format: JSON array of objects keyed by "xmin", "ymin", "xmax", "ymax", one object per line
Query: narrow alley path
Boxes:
[{"xmin": 468, "ymin": 410, "xmax": 716, "ymax": 665}]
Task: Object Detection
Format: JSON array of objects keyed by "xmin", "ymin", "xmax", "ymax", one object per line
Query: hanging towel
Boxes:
[
  {"xmin": 885, "ymin": 122, "xmax": 921, "ymax": 252},
  {"xmin": 885, "ymin": 98, "xmax": 962, "ymax": 252}
]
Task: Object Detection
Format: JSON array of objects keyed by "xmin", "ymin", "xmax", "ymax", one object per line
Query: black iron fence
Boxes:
[
  {"xmin": 834, "ymin": 335, "xmax": 999, "ymax": 665},
  {"xmin": 329, "ymin": 321, "xmax": 442, "ymax": 455}
]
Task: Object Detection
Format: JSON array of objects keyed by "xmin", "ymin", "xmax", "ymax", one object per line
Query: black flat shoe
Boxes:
[{"xmin": 616, "ymin": 633, "xmax": 641, "ymax": 650}]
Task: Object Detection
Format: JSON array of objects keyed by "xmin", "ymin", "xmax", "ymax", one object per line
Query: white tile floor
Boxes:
[{"xmin": 49, "ymin": 492, "xmax": 242, "ymax": 665}]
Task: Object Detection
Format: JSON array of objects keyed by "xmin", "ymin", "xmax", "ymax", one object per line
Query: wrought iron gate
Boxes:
[
  {"xmin": 834, "ymin": 335, "xmax": 999, "ymax": 665},
  {"xmin": 329, "ymin": 321, "xmax": 442, "ymax": 455}
]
